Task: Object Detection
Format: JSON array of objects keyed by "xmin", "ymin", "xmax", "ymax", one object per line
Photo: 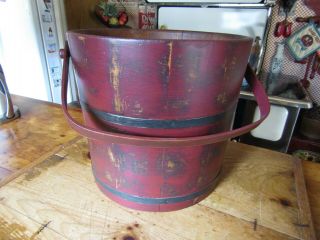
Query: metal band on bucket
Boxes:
[
  {"xmin": 82, "ymin": 102, "xmax": 235, "ymax": 129},
  {"xmin": 93, "ymin": 169, "xmax": 221, "ymax": 205}
]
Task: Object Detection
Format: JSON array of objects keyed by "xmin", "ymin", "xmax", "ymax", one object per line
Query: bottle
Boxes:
[
  {"xmin": 266, "ymin": 42, "xmax": 285, "ymax": 94},
  {"xmin": 243, "ymin": 36, "xmax": 261, "ymax": 89},
  {"xmin": 249, "ymin": 36, "xmax": 262, "ymax": 72}
]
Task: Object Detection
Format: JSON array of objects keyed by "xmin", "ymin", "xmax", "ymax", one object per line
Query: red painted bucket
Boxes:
[
  {"xmin": 66, "ymin": 29, "xmax": 253, "ymax": 138},
  {"xmin": 60, "ymin": 29, "xmax": 270, "ymax": 211}
]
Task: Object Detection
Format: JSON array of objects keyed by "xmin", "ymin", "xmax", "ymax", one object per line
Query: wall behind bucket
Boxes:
[
  {"xmin": 259, "ymin": 0, "xmax": 320, "ymax": 104},
  {"xmin": 64, "ymin": 0, "xmax": 142, "ymax": 30}
]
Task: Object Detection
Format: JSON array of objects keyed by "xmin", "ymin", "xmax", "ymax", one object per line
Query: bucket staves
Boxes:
[
  {"xmin": 60, "ymin": 29, "xmax": 270, "ymax": 211},
  {"xmin": 68, "ymin": 29, "xmax": 252, "ymax": 137}
]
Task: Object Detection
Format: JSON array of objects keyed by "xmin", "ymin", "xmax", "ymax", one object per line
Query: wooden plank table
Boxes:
[
  {"xmin": 303, "ymin": 160, "xmax": 320, "ymax": 239},
  {"xmin": 0, "ymin": 95, "xmax": 83, "ymax": 185},
  {"xmin": 0, "ymin": 96, "xmax": 319, "ymax": 240}
]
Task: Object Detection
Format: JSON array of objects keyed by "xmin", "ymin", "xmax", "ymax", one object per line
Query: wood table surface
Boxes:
[
  {"xmin": 0, "ymin": 95, "xmax": 83, "ymax": 186},
  {"xmin": 0, "ymin": 95, "xmax": 319, "ymax": 240}
]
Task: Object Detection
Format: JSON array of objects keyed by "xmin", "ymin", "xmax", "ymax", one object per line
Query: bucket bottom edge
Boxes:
[{"xmin": 93, "ymin": 171, "xmax": 221, "ymax": 212}]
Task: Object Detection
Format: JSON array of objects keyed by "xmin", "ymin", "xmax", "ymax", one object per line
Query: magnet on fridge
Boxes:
[
  {"xmin": 41, "ymin": 13, "xmax": 52, "ymax": 22},
  {"xmin": 53, "ymin": 78, "xmax": 61, "ymax": 87},
  {"xmin": 48, "ymin": 27, "xmax": 53, "ymax": 38},
  {"xmin": 48, "ymin": 43, "xmax": 56, "ymax": 53},
  {"xmin": 50, "ymin": 66, "xmax": 61, "ymax": 79},
  {"xmin": 43, "ymin": 0, "xmax": 52, "ymax": 10}
]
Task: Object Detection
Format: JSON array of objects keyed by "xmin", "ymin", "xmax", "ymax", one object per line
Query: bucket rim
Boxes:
[{"xmin": 66, "ymin": 28, "xmax": 252, "ymax": 43}]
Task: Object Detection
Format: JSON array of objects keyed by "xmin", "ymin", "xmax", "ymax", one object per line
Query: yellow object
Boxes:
[
  {"xmin": 109, "ymin": 17, "xmax": 118, "ymax": 26},
  {"xmin": 159, "ymin": 24, "xmax": 167, "ymax": 30}
]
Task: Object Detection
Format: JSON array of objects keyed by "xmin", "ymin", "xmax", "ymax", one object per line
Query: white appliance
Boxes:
[
  {"xmin": 158, "ymin": 6, "xmax": 269, "ymax": 39},
  {"xmin": 0, "ymin": 0, "xmax": 77, "ymax": 103},
  {"xmin": 158, "ymin": 4, "xmax": 272, "ymax": 73},
  {"xmin": 157, "ymin": 2, "xmax": 313, "ymax": 152}
]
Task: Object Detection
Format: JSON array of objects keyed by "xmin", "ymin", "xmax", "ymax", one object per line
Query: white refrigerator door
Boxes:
[
  {"xmin": 0, "ymin": 0, "xmax": 75, "ymax": 104},
  {"xmin": 158, "ymin": 7, "xmax": 269, "ymax": 40},
  {"xmin": 35, "ymin": 0, "xmax": 76, "ymax": 104},
  {"xmin": 0, "ymin": 0, "xmax": 52, "ymax": 101}
]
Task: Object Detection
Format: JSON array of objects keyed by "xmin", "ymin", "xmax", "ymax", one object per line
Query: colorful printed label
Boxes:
[{"xmin": 286, "ymin": 23, "xmax": 320, "ymax": 61}]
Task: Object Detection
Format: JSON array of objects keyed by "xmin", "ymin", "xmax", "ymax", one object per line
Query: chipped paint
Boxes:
[
  {"xmin": 115, "ymin": 179, "xmax": 120, "ymax": 188},
  {"xmin": 158, "ymin": 152, "xmax": 185, "ymax": 177},
  {"xmin": 186, "ymin": 55, "xmax": 200, "ymax": 82},
  {"xmin": 228, "ymin": 56, "xmax": 237, "ymax": 73},
  {"xmin": 78, "ymin": 36, "xmax": 86, "ymax": 41},
  {"xmin": 223, "ymin": 56, "xmax": 237, "ymax": 80},
  {"xmin": 167, "ymin": 42, "xmax": 173, "ymax": 77},
  {"xmin": 105, "ymin": 171, "xmax": 113, "ymax": 182},
  {"xmin": 78, "ymin": 36, "xmax": 86, "ymax": 46},
  {"xmin": 110, "ymin": 47, "xmax": 124, "ymax": 113},
  {"xmin": 192, "ymin": 196, "xmax": 200, "ymax": 204},
  {"xmin": 133, "ymin": 102, "xmax": 143, "ymax": 114},
  {"xmin": 79, "ymin": 57, "xmax": 88, "ymax": 67},
  {"xmin": 197, "ymin": 176, "xmax": 203, "ymax": 185},
  {"xmin": 188, "ymin": 70, "xmax": 197, "ymax": 81},
  {"xmin": 115, "ymin": 178, "xmax": 125, "ymax": 189},
  {"xmin": 167, "ymin": 160, "xmax": 175, "ymax": 169},
  {"xmin": 231, "ymin": 56, "xmax": 237, "ymax": 66},
  {"xmin": 168, "ymin": 99, "xmax": 189, "ymax": 111},
  {"xmin": 107, "ymin": 147, "xmax": 120, "ymax": 169},
  {"xmin": 107, "ymin": 147, "xmax": 116, "ymax": 163},
  {"xmin": 216, "ymin": 92, "xmax": 227, "ymax": 104},
  {"xmin": 221, "ymin": 57, "xmax": 230, "ymax": 82},
  {"xmin": 224, "ymin": 67, "xmax": 228, "ymax": 75},
  {"xmin": 158, "ymin": 42, "xmax": 174, "ymax": 93}
]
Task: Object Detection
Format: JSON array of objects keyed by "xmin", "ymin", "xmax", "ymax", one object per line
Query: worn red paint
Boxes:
[
  {"xmin": 61, "ymin": 29, "xmax": 270, "ymax": 211},
  {"xmin": 67, "ymin": 29, "xmax": 251, "ymax": 138}
]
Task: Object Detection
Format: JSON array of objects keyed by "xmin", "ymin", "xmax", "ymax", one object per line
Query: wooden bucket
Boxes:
[
  {"xmin": 60, "ymin": 29, "xmax": 270, "ymax": 211},
  {"xmin": 67, "ymin": 29, "xmax": 253, "ymax": 137}
]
